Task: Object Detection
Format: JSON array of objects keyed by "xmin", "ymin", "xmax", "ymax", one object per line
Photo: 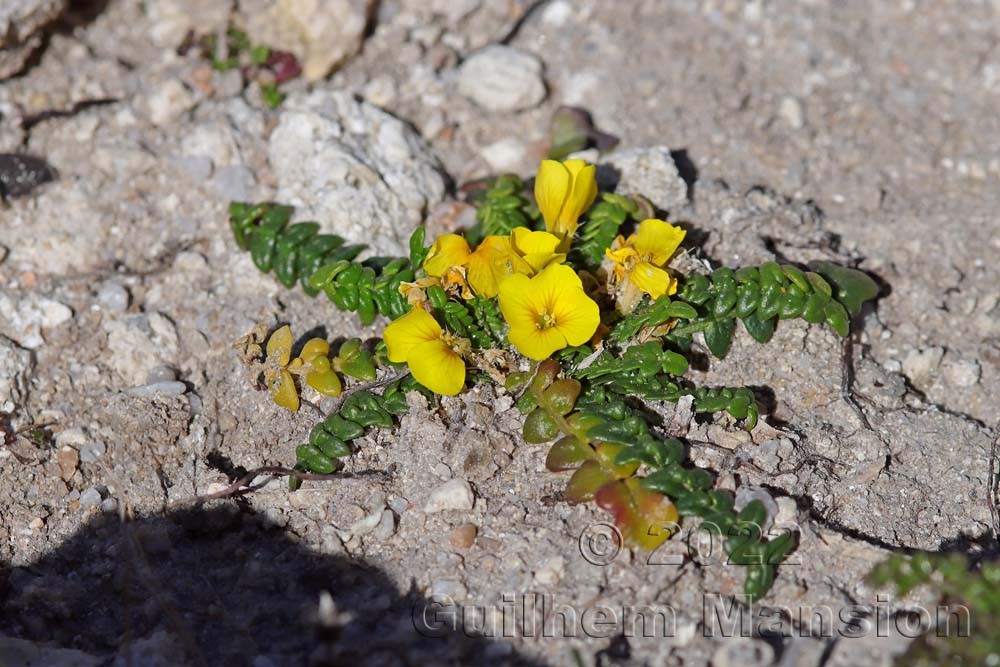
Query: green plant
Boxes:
[
  {"xmin": 869, "ymin": 552, "xmax": 994, "ymax": 665},
  {"xmin": 228, "ymin": 157, "xmax": 878, "ymax": 601}
]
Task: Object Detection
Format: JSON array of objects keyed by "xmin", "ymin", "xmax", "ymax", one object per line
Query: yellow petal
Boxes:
[
  {"xmin": 423, "ymin": 234, "xmax": 472, "ymax": 277},
  {"xmin": 551, "ymin": 285, "xmax": 601, "ymax": 347},
  {"xmin": 498, "ymin": 264, "xmax": 595, "ymax": 360},
  {"xmin": 633, "ymin": 219, "xmax": 686, "ymax": 266},
  {"xmin": 629, "ymin": 261, "xmax": 675, "ymax": 299},
  {"xmin": 407, "ymin": 339, "xmax": 466, "ymax": 395},
  {"xmin": 466, "ymin": 235, "xmax": 510, "ymax": 297},
  {"xmin": 266, "ymin": 325, "xmax": 293, "ymax": 366},
  {"xmin": 270, "ymin": 369, "xmax": 300, "ymax": 411},
  {"xmin": 534, "ymin": 160, "xmax": 571, "ymax": 232},
  {"xmin": 508, "ymin": 325, "xmax": 567, "ymax": 361},
  {"xmin": 510, "ymin": 227, "xmax": 565, "ymax": 273},
  {"xmin": 562, "ymin": 161, "xmax": 597, "ymax": 222},
  {"xmin": 382, "ymin": 308, "xmax": 442, "ymax": 363},
  {"xmin": 299, "ymin": 338, "xmax": 330, "ymax": 363},
  {"xmin": 605, "ymin": 245, "xmax": 639, "ymax": 265}
]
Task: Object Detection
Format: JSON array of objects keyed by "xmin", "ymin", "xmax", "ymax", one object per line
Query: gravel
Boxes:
[{"xmin": 424, "ymin": 479, "xmax": 475, "ymax": 513}]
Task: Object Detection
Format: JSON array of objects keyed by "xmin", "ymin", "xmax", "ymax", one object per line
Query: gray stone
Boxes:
[
  {"xmin": 424, "ymin": 479, "xmax": 475, "ymax": 513},
  {"xmin": 103, "ymin": 313, "xmax": 179, "ymax": 387},
  {"xmin": 268, "ymin": 91, "xmax": 447, "ymax": 255},
  {"xmin": 603, "ymin": 146, "xmax": 689, "ymax": 213},
  {"xmin": 456, "ymin": 45, "xmax": 546, "ymax": 112},
  {"xmin": 372, "ymin": 509, "xmax": 396, "ymax": 540},
  {"xmin": 145, "ymin": 0, "xmax": 232, "ymax": 48},
  {"xmin": 145, "ymin": 365, "xmax": 178, "ymax": 384},
  {"xmin": 0, "ymin": 0, "xmax": 66, "ymax": 79},
  {"xmin": 0, "ymin": 292, "xmax": 73, "ymax": 349},
  {"xmin": 96, "ymin": 282, "xmax": 130, "ymax": 313},
  {"xmin": 941, "ymin": 355, "xmax": 981, "ymax": 388},
  {"xmin": 79, "ymin": 487, "xmax": 103, "ymax": 507},
  {"xmin": 0, "ymin": 334, "xmax": 32, "ymax": 412},
  {"xmin": 79, "ymin": 441, "xmax": 106, "ymax": 464},
  {"xmin": 241, "ymin": 0, "xmax": 371, "ymax": 81},
  {"xmin": 145, "ymin": 80, "xmax": 196, "ymax": 127},
  {"xmin": 125, "ymin": 381, "xmax": 187, "ymax": 397},
  {"xmin": 212, "ymin": 165, "xmax": 257, "ymax": 202}
]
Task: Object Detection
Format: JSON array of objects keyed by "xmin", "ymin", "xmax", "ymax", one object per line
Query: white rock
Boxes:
[
  {"xmin": 362, "ymin": 75, "xmax": 398, "ymax": 108},
  {"xmin": 0, "ymin": 334, "xmax": 32, "ymax": 410},
  {"xmin": 373, "ymin": 509, "xmax": 396, "ymax": 540},
  {"xmin": 0, "ymin": 0, "xmax": 67, "ymax": 79},
  {"xmin": 480, "ymin": 137, "xmax": 527, "ymax": 172},
  {"xmin": 542, "ymin": 0, "xmax": 573, "ymax": 26},
  {"xmin": 144, "ymin": 0, "xmax": 231, "ymax": 48},
  {"xmin": 457, "ymin": 45, "xmax": 546, "ymax": 112},
  {"xmin": 424, "ymin": 479, "xmax": 475, "ymax": 513},
  {"xmin": 902, "ymin": 346, "xmax": 944, "ymax": 386},
  {"xmin": 103, "ymin": 313, "xmax": 179, "ymax": 386},
  {"xmin": 0, "ymin": 292, "xmax": 73, "ymax": 349},
  {"xmin": 346, "ymin": 507, "xmax": 384, "ymax": 537},
  {"xmin": 268, "ymin": 91, "xmax": 447, "ymax": 255},
  {"xmin": 778, "ymin": 96, "xmax": 805, "ymax": 129},
  {"xmin": 533, "ymin": 556, "xmax": 565, "ymax": 586},
  {"xmin": 242, "ymin": 0, "xmax": 370, "ymax": 81},
  {"xmin": 125, "ymin": 381, "xmax": 187, "ymax": 397},
  {"xmin": 96, "ymin": 281, "xmax": 130, "ymax": 313},
  {"xmin": 941, "ymin": 356, "xmax": 981, "ymax": 388},
  {"xmin": 146, "ymin": 80, "xmax": 196, "ymax": 127},
  {"xmin": 603, "ymin": 146, "xmax": 688, "ymax": 213}
]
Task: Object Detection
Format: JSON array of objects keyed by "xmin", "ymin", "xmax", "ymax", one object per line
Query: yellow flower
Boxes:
[
  {"xmin": 605, "ymin": 219, "xmax": 686, "ymax": 311},
  {"xmin": 534, "ymin": 159, "xmax": 598, "ymax": 250},
  {"xmin": 508, "ymin": 227, "xmax": 565, "ymax": 274},
  {"xmin": 423, "ymin": 233, "xmax": 514, "ymax": 299},
  {"xmin": 498, "ymin": 263, "xmax": 601, "ymax": 360},
  {"xmin": 383, "ymin": 308, "xmax": 467, "ymax": 395}
]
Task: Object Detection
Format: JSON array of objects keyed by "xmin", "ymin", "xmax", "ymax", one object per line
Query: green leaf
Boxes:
[
  {"xmin": 703, "ymin": 318, "xmax": 736, "ymax": 358},
  {"xmin": 809, "ymin": 261, "xmax": 879, "ymax": 316},
  {"xmin": 740, "ymin": 313, "xmax": 775, "ymax": 344}
]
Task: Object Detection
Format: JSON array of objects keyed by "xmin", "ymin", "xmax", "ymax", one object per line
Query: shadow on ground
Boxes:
[{"xmin": 1, "ymin": 505, "xmax": 542, "ymax": 666}]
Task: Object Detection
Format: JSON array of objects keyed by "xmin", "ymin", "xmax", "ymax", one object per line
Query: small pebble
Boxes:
[
  {"xmin": 101, "ymin": 497, "xmax": 118, "ymax": 513},
  {"xmin": 373, "ymin": 509, "xmax": 396, "ymax": 540},
  {"xmin": 80, "ymin": 441, "xmax": 106, "ymax": 463},
  {"xmin": 55, "ymin": 445, "xmax": 79, "ymax": 481},
  {"xmin": 145, "ymin": 365, "xmax": 178, "ymax": 384},
  {"xmin": 80, "ymin": 487, "xmax": 103, "ymax": 507},
  {"xmin": 125, "ymin": 381, "xmax": 187, "ymax": 397},
  {"xmin": 425, "ymin": 479, "xmax": 475, "ymax": 513},
  {"xmin": 28, "ymin": 517, "xmax": 45, "ymax": 531},
  {"xmin": 96, "ymin": 281, "xmax": 130, "ymax": 313},
  {"xmin": 388, "ymin": 496, "xmax": 410, "ymax": 513},
  {"xmin": 449, "ymin": 523, "xmax": 477, "ymax": 548},
  {"xmin": 456, "ymin": 45, "xmax": 546, "ymax": 112}
]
